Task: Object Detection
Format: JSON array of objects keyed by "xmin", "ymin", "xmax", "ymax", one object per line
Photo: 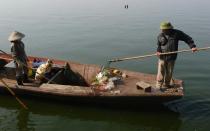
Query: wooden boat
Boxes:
[{"xmin": 0, "ymin": 53, "xmax": 184, "ymax": 106}]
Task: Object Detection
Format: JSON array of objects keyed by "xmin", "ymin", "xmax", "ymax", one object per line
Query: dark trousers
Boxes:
[{"xmin": 14, "ymin": 60, "xmax": 28, "ymax": 78}]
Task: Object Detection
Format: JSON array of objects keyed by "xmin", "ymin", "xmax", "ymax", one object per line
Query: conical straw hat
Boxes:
[{"xmin": 8, "ymin": 31, "xmax": 25, "ymax": 42}]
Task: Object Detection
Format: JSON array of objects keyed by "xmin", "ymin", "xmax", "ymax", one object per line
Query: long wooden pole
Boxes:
[
  {"xmin": 109, "ymin": 47, "xmax": 210, "ymax": 63},
  {"xmin": 0, "ymin": 78, "xmax": 28, "ymax": 109}
]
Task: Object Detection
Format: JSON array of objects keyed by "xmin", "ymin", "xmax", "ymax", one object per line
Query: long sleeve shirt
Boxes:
[
  {"xmin": 11, "ymin": 41, "xmax": 28, "ymax": 63},
  {"xmin": 157, "ymin": 29, "xmax": 196, "ymax": 61}
]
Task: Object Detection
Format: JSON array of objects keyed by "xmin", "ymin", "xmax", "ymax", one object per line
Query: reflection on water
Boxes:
[
  {"xmin": 16, "ymin": 109, "xmax": 34, "ymax": 131},
  {"xmin": 0, "ymin": 95, "xmax": 182, "ymax": 131},
  {"xmin": 0, "ymin": 0, "xmax": 210, "ymax": 130}
]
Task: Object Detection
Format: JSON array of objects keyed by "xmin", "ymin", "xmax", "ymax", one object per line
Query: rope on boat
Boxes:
[{"xmin": 0, "ymin": 78, "xmax": 28, "ymax": 109}]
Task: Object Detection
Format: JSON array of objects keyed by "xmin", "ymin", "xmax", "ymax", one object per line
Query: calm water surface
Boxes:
[{"xmin": 0, "ymin": 0, "xmax": 210, "ymax": 130}]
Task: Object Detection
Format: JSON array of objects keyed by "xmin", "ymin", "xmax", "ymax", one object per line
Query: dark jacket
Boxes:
[
  {"xmin": 11, "ymin": 41, "xmax": 28, "ymax": 63},
  {"xmin": 157, "ymin": 29, "xmax": 196, "ymax": 61}
]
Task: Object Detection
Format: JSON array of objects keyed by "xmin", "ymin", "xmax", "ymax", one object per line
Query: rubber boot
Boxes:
[{"xmin": 16, "ymin": 76, "xmax": 23, "ymax": 85}]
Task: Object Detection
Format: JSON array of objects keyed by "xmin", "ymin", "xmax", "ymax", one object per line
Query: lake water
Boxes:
[{"xmin": 0, "ymin": 0, "xmax": 210, "ymax": 130}]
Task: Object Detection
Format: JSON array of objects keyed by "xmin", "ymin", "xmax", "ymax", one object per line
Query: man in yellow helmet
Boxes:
[{"xmin": 156, "ymin": 22, "xmax": 197, "ymax": 89}]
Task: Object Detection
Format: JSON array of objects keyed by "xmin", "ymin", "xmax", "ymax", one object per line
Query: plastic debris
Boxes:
[
  {"xmin": 110, "ymin": 90, "xmax": 121, "ymax": 94},
  {"xmin": 91, "ymin": 68, "xmax": 127, "ymax": 91},
  {"xmin": 104, "ymin": 81, "xmax": 114, "ymax": 90}
]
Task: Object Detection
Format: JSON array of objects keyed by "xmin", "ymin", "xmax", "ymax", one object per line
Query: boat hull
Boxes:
[{"xmin": 0, "ymin": 53, "xmax": 184, "ymax": 106}]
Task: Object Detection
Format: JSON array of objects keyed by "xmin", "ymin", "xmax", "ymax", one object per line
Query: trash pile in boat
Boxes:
[{"xmin": 91, "ymin": 68, "xmax": 127, "ymax": 91}]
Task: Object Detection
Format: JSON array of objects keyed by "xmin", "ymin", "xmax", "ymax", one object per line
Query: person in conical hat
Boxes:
[
  {"xmin": 9, "ymin": 31, "xmax": 29, "ymax": 85},
  {"xmin": 8, "ymin": 31, "xmax": 25, "ymax": 42},
  {"xmin": 156, "ymin": 21, "xmax": 197, "ymax": 90}
]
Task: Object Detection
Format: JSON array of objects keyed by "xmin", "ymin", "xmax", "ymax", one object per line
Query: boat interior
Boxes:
[
  {"xmin": 0, "ymin": 56, "xmax": 93, "ymax": 86},
  {"xmin": 0, "ymin": 53, "xmax": 183, "ymax": 96}
]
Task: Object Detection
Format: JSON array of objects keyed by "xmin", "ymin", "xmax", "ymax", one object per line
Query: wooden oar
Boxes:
[
  {"xmin": 0, "ymin": 50, "xmax": 29, "ymax": 109},
  {"xmin": 0, "ymin": 50, "xmax": 8, "ymax": 55},
  {"xmin": 109, "ymin": 47, "xmax": 210, "ymax": 63},
  {"xmin": 0, "ymin": 78, "xmax": 28, "ymax": 109}
]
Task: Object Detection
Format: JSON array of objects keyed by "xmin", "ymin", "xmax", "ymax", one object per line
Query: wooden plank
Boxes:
[{"xmin": 40, "ymin": 84, "xmax": 94, "ymax": 95}]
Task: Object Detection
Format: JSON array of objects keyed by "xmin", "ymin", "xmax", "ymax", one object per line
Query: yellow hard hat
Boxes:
[{"xmin": 160, "ymin": 22, "xmax": 173, "ymax": 30}]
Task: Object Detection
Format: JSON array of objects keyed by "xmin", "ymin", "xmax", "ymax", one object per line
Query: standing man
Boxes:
[
  {"xmin": 8, "ymin": 31, "xmax": 29, "ymax": 85},
  {"xmin": 156, "ymin": 22, "xmax": 197, "ymax": 89}
]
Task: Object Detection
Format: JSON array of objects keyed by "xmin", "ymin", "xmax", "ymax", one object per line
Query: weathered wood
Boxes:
[
  {"xmin": 0, "ymin": 53, "xmax": 184, "ymax": 105},
  {"xmin": 40, "ymin": 84, "xmax": 94, "ymax": 95},
  {"xmin": 136, "ymin": 81, "xmax": 152, "ymax": 92}
]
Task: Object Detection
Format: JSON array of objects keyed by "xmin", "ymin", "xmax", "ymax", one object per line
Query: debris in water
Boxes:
[{"xmin": 125, "ymin": 4, "xmax": 128, "ymax": 9}]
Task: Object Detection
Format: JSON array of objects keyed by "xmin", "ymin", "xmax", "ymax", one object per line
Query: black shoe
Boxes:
[
  {"xmin": 160, "ymin": 87, "xmax": 167, "ymax": 92},
  {"xmin": 17, "ymin": 81, "xmax": 23, "ymax": 85},
  {"xmin": 16, "ymin": 76, "xmax": 23, "ymax": 85},
  {"xmin": 165, "ymin": 85, "xmax": 174, "ymax": 88}
]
